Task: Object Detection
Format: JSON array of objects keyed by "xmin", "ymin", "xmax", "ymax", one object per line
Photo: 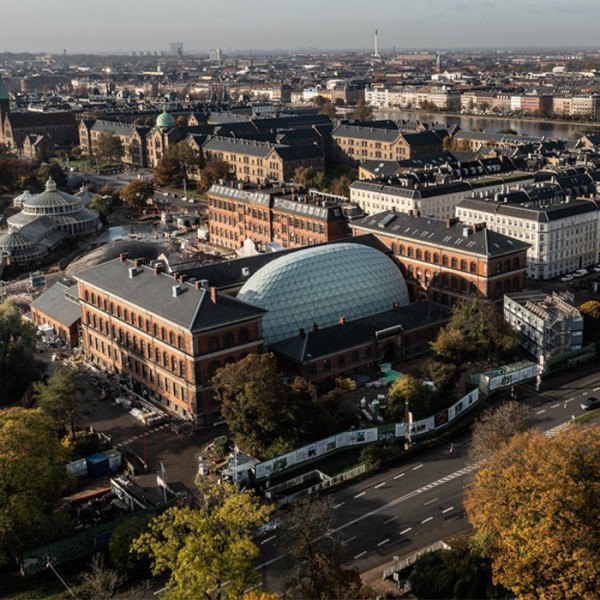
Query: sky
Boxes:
[{"xmin": 3, "ymin": 0, "xmax": 600, "ymax": 55}]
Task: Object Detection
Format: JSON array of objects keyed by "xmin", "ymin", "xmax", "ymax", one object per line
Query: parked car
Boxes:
[
  {"xmin": 573, "ymin": 269, "xmax": 589, "ymax": 278},
  {"xmin": 255, "ymin": 519, "xmax": 285, "ymax": 537},
  {"xmin": 580, "ymin": 397, "xmax": 600, "ymax": 411},
  {"xmin": 560, "ymin": 274, "xmax": 574, "ymax": 282},
  {"xmin": 593, "ymin": 265, "xmax": 600, "ymax": 273}
]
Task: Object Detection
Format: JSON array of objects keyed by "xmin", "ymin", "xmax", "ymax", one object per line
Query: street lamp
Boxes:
[{"xmin": 404, "ymin": 398, "xmax": 413, "ymax": 451}]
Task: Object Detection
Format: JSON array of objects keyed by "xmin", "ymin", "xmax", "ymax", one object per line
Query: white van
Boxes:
[{"xmin": 573, "ymin": 269, "xmax": 589, "ymax": 278}]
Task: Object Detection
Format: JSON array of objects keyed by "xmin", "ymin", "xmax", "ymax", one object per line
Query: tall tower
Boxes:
[
  {"xmin": 373, "ymin": 29, "xmax": 381, "ymax": 58},
  {"xmin": 0, "ymin": 73, "xmax": 10, "ymax": 129},
  {"xmin": 436, "ymin": 52, "xmax": 443, "ymax": 74}
]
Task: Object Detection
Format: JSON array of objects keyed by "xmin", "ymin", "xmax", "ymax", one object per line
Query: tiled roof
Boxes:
[{"xmin": 30, "ymin": 281, "xmax": 81, "ymax": 327}]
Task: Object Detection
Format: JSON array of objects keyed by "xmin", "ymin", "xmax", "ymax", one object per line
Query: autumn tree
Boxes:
[
  {"xmin": 0, "ymin": 300, "xmax": 44, "ymax": 405},
  {"xmin": 465, "ymin": 427, "xmax": 600, "ymax": 600},
  {"xmin": 293, "ymin": 166, "xmax": 326, "ymax": 190},
  {"xmin": 199, "ymin": 158, "xmax": 231, "ymax": 190},
  {"xmin": 468, "ymin": 400, "xmax": 531, "ymax": 463},
  {"xmin": 132, "ymin": 480, "xmax": 272, "ymax": 600},
  {"xmin": 278, "ymin": 495, "xmax": 361, "ymax": 599},
  {"xmin": 430, "ymin": 298, "xmax": 518, "ymax": 366},
  {"xmin": 578, "ymin": 300, "xmax": 600, "ymax": 346},
  {"xmin": 0, "ymin": 408, "xmax": 73, "ymax": 564},
  {"xmin": 88, "ymin": 194, "xmax": 114, "ymax": 222},
  {"xmin": 36, "ymin": 162, "xmax": 68, "ymax": 190},
  {"xmin": 387, "ymin": 374, "xmax": 431, "ymax": 421},
  {"xmin": 35, "ymin": 365, "xmax": 86, "ymax": 439},
  {"xmin": 120, "ymin": 179, "xmax": 155, "ymax": 209},
  {"xmin": 352, "ymin": 100, "xmax": 373, "ymax": 122},
  {"xmin": 319, "ymin": 101, "xmax": 337, "ymax": 119},
  {"xmin": 95, "ymin": 131, "xmax": 124, "ymax": 165},
  {"xmin": 328, "ymin": 175, "xmax": 352, "ymax": 197},
  {"xmin": 154, "ymin": 142, "xmax": 204, "ymax": 187}
]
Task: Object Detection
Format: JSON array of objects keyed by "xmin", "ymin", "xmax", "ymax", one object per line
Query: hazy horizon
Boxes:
[{"xmin": 3, "ymin": 0, "xmax": 600, "ymax": 55}]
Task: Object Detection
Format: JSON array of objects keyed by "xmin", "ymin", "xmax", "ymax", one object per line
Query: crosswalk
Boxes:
[
  {"xmin": 545, "ymin": 422, "xmax": 571, "ymax": 437},
  {"xmin": 122, "ymin": 422, "xmax": 170, "ymax": 445}
]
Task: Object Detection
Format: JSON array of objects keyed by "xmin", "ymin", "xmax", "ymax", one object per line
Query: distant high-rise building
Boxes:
[
  {"xmin": 436, "ymin": 52, "xmax": 443, "ymax": 73},
  {"xmin": 209, "ymin": 48, "xmax": 223, "ymax": 62},
  {"xmin": 170, "ymin": 42, "xmax": 183, "ymax": 56}
]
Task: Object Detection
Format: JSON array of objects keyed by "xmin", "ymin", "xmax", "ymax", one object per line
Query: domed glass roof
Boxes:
[
  {"xmin": 156, "ymin": 106, "xmax": 176, "ymax": 129},
  {"xmin": 237, "ymin": 243, "xmax": 410, "ymax": 345},
  {"xmin": 23, "ymin": 178, "xmax": 82, "ymax": 210}
]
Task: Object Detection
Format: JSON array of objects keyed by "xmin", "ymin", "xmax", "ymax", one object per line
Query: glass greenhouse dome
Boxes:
[{"xmin": 237, "ymin": 243, "xmax": 410, "ymax": 345}]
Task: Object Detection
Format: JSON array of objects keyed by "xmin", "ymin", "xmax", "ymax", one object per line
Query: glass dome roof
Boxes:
[{"xmin": 237, "ymin": 243, "xmax": 410, "ymax": 345}]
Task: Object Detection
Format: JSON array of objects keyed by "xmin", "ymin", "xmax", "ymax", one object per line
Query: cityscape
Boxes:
[{"xmin": 1, "ymin": 5, "xmax": 600, "ymax": 599}]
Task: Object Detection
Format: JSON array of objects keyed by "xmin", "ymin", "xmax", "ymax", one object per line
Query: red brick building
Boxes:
[
  {"xmin": 207, "ymin": 183, "xmax": 357, "ymax": 250},
  {"xmin": 75, "ymin": 254, "xmax": 266, "ymax": 423},
  {"xmin": 351, "ymin": 212, "xmax": 529, "ymax": 305}
]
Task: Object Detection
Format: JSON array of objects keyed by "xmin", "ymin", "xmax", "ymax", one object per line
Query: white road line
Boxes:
[
  {"xmin": 536, "ymin": 409, "xmax": 546, "ymax": 414},
  {"xmin": 260, "ymin": 535, "xmax": 276, "ymax": 545},
  {"xmin": 424, "ymin": 497, "xmax": 438, "ymax": 506},
  {"xmin": 581, "ymin": 392, "xmax": 588, "ymax": 396},
  {"xmin": 551, "ymin": 403, "xmax": 560, "ymax": 408},
  {"xmin": 399, "ymin": 527, "xmax": 412, "ymax": 535},
  {"xmin": 566, "ymin": 397, "xmax": 574, "ymax": 403},
  {"xmin": 354, "ymin": 491, "xmax": 366, "ymax": 499},
  {"xmin": 412, "ymin": 464, "xmax": 423, "ymax": 471},
  {"xmin": 374, "ymin": 482, "xmax": 386, "ymax": 489},
  {"xmin": 384, "ymin": 516, "xmax": 398, "ymax": 524},
  {"xmin": 594, "ymin": 387, "xmax": 600, "ymax": 391},
  {"xmin": 342, "ymin": 536, "xmax": 356, "ymax": 545},
  {"xmin": 333, "ymin": 502, "xmax": 345, "ymax": 509},
  {"xmin": 393, "ymin": 473, "xmax": 405, "ymax": 479},
  {"xmin": 442, "ymin": 506, "xmax": 454, "ymax": 514},
  {"xmin": 354, "ymin": 551, "xmax": 367, "ymax": 559},
  {"xmin": 377, "ymin": 538, "xmax": 390, "ymax": 547},
  {"xmin": 421, "ymin": 516, "xmax": 434, "ymax": 524}
]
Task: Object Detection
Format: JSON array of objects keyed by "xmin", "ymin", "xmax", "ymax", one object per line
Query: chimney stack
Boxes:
[
  {"xmin": 154, "ymin": 264, "xmax": 164, "ymax": 276},
  {"xmin": 119, "ymin": 252, "xmax": 129, "ymax": 262},
  {"xmin": 210, "ymin": 287, "xmax": 218, "ymax": 304},
  {"xmin": 338, "ymin": 317, "xmax": 346, "ymax": 325},
  {"xmin": 173, "ymin": 271, "xmax": 180, "ymax": 281},
  {"xmin": 134, "ymin": 257, "xmax": 145, "ymax": 268},
  {"xmin": 299, "ymin": 328, "xmax": 306, "ymax": 338},
  {"xmin": 312, "ymin": 322, "xmax": 319, "ymax": 332}
]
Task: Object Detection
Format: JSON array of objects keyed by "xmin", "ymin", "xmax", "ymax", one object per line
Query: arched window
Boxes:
[
  {"xmin": 416, "ymin": 249, "xmax": 422, "ymax": 260},
  {"xmin": 86, "ymin": 312, "xmax": 91, "ymax": 325},
  {"xmin": 210, "ymin": 337, "xmax": 219, "ymax": 352},
  {"xmin": 84, "ymin": 290, "xmax": 89, "ymax": 302},
  {"xmin": 93, "ymin": 315, "xmax": 98, "ymax": 329},
  {"xmin": 91, "ymin": 293, "xmax": 96, "ymax": 305},
  {"xmin": 153, "ymin": 324, "xmax": 158, "ymax": 337},
  {"xmin": 179, "ymin": 360, "xmax": 186, "ymax": 377},
  {"xmin": 513, "ymin": 276, "xmax": 520, "ymax": 290},
  {"xmin": 460, "ymin": 259, "xmax": 467, "ymax": 271},
  {"xmin": 140, "ymin": 340, "xmax": 145, "ymax": 354},
  {"xmin": 171, "ymin": 356, "xmax": 177, "ymax": 372},
  {"xmin": 239, "ymin": 329, "xmax": 249, "ymax": 344},
  {"xmin": 138, "ymin": 316, "xmax": 143, "ymax": 328},
  {"xmin": 407, "ymin": 247, "xmax": 414, "ymax": 258},
  {"xmin": 504, "ymin": 259, "xmax": 511, "ymax": 272},
  {"xmin": 470, "ymin": 261, "xmax": 477, "ymax": 274},
  {"xmin": 146, "ymin": 319, "xmax": 150, "ymax": 332},
  {"xmin": 504, "ymin": 279, "xmax": 512, "ymax": 293},
  {"xmin": 117, "ymin": 306, "xmax": 122, "ymax": 318},
  {"xmin": 433, "ymin": 253, "xmax": 439, "ymax": 264},
  {"xmin": 424, "ymin": 251, "xmax": 431, "ymax": 262},
  {"xmin": 450, "ymin": 276, "xmax": 457, "ymax": 290},
  {"xmin": 513, "ymin": 257, "xmax": 520, "ymax": 270},
  {"xmin": 177, "ymin": 335, "xmax": 183, "ymax": 349},
  {"xmin": 496, "ymin": 263, "xmax": 502, "ymax": 275},
  {"xmin": 124, "ymin": 309, "xmax": 129, "ymax": 322},
  {"xmin": 442, "ymin": 255, "xmax": 449, "ymax": 267},
  {"xmin": 495, "ymin": 282, "xmax": 502, "ymax": 297},
  {"xmin": 399, "ymin": 245, "xmax": 405, "ymax": 256},
  {"xmin": 169, "ymin": 331, "xmax": 175, "ymax": 346},
  {"xmin": 163, "ymin": 351, "xmax": 169, "ymax": 367},
  {"xmin": 161, "ymin": 327, "xmax": 166, "ymax": 341},
  {"xmin": 155, "ymin": 348, "xmax": 161, "ymax": 364},
  {"xmin": 451, "ymin": 257, "xmax": 458, "ymax": 269},
  {"xmin": 126, "ymin": 332, "xmax": 131, "ymax": 347},
  {"xmin": 224, "ymin": 332, "xmax": 234, "ymax": 348}
]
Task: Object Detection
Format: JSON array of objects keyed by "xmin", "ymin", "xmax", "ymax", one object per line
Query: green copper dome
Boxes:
[{"xmin": 156, "ymin": 106, "xmax": 176, "ymax": 129}]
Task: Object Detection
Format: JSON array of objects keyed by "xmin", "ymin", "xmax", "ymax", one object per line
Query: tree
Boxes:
[
  {"xmin": 387, "ymin": 374, "xmax": 429, "ymax": 421},
  {"xmin": 430, "ymin": 299, "xmax": 518, "ymax": 366},
  {"xmin": 108, "ymin": 514, "xmax": 152, "ymax": 576},
  {"xmin": 36, "ymin": 162, "xmax": 68, "ymax": 190},
  {"xmin": 293, "ymin": 166, "xmax": 326, "ymax": 190},
  {"xmin": 176, "ymin": 115, "xmax": 188, "ymax": 127},
  {"xmin": 199, "ymin": 158, "xmax": 231, "ymax": 190},
  {"xmin": 0, "ymin": 408, "xmax": 73, "ymax": 564},
  {"xmin": 352, "ymin": 100, "xmax": 373, "ymax": 122},
  {"xmin": 578, "ymin": 300, "xmax": 600, "ymax": 346},
  {"xmin": 328, "ymin": 175, "xmax": 352, "ymax": 197},
  {"xmin": 468, "ymin": 400, "xmax": 531, "ymax": 463},
  {"xmin": 76, "ymin": 553, "xmax": 122, "ymax": 600},
  {"xmin": 319, "ymin": 101, "xmax": 337, "ymax": 119},
  {"xmin": 278, "ymin": 495, "xmax": 361, "ymax": 599},
  {"xmin": 132, "ymin": 481, "xmax": 272, "ymax": 600},
  {"xmin": 154, "ymin": 143, "xmax": 204, "ymax": 187},
  {"xmin": 212, "ymin": 354, "xmax": 299, "ymax": 459},
  {"xmin": 465, "ymin": 427, "xmax": 600, "ymax": 600},
  {"xmin": 95, "ymin": 131, "xmax": 124, "ymax": 166},
  {"xmin": 35, "ymin": 365, "xmax": 86, "ymax": 439},
  {"xmin": 0, "ymin": 300, "xmax": 44, "ymax": 405},
  {"xmin": 120, "ymin": 180, "xmax": 155, "ymax": 209},
  {"xmin": 89, "ymin": 194, "xmax": 114, "ymax": 220}
]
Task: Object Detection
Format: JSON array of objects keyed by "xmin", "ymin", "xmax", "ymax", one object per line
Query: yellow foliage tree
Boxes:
[
  {"xmin": 132, "ymin": 481, "xmax": 273, "ymax": 600},
  {"xmin": 465, "ymin": 427, "xmax": 600, "ymax": 600}
]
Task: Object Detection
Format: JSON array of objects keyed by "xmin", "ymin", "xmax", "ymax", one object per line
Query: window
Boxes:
[
  {"xmin": 451, "ymin": 258, "xmax": 458, "ymax": 269},
  {"xmin": 408, "ymin": 247, "xmax": 414, "ymax": 258},
  {"xmin": 224, "ymin": 332, "xmax": 234, "ymax": 348},
  {"xmin": 239, "ymin": 328, "xmax": 249, "ymax": 344},
  {"xmin": 399, "ymin": 245, "xmax": 405, "ymax": 256},
  {"xmin": 470, "ymin": 261, "xmax": 476, "ymax": 274},
  {"xmin": 210, "ymin": 337, "xmax": 219, "ymax": 352},
  {"xmin": 442, "ymin": 255, "xmax": 449, "ymax": 267},
  {"xmin": 460, "ymin": 259, "xmax": 467, "ymax": 271},
  {"xmin": 424, "ymin": 251, "xmax": 431, "ymax": 262},
  {"xmin": 323, "ymin": 359, "xmax": 331, "ymax": 371},
  {"xmin": 351, "ymin": 350, "xmax": 359, "ymax": 363},
  {"xmin": 208, "ymin": 361, "xmax": 220, "ymax": 378},
  {"xmin": 338, "ymin": 355, "xmax": 346, "ymax": 368},
  {"xmin": 433, "ymin": 253, "xmax": 439, "ymax": 264}
]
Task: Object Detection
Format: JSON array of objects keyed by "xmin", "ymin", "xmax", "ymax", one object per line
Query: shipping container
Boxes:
[{"xmin": 86, "ymin": 453, "xmax": 109, "ymax": 478}]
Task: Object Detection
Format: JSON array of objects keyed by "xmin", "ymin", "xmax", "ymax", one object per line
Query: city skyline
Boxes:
[{"xmin": 3, "ymin": 0, "xmax": 600, "ymax": 55}]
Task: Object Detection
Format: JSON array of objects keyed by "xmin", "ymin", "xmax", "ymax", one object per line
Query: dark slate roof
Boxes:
[
  {"xmin": 90, "ymin": 120, "xmax": 133, "ymax": 136},
  {"xmin": 74, "ymin": 258, "xmax": 266, "ymax": 331},
  {"xmin": 173, "ymin": 234, "xmax": 390, "ymax": 291},
  {"xmin": 30, "ymin": 280, "xmax": 81, "ymax": 327},
  {"xmin": 456, "ymin": 197, "xmax": 600, "ymax": 223},
  {"xmin": 273, "ymin": 144, "xmax": 323, "ymax": 161},
  {"xmin": 401, "ymin": 131, "xmax": 443, "ymax": 147},
  {"xmin": 250, "ymin": 114, "xmax": 331, "ymax": 132},
  {"xmin": 332, "ymin": 124, "xmax": 400, "ymax": 143},
  {"xmin": 269, "ymin": 301, "xmax": 452, "ymax": 361},
  {"xmin": 8, "ymin": 111, "xmax": 76, "ymax": 128},
  {"xmin": 202, "ymin": 135, "xmax": 274, "ymax": 158},
  {"xmin": 352, "ymin": 211, "xmax": 530, "ymax": 257}
]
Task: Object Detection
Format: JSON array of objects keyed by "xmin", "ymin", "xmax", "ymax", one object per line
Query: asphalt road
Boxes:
[{"xmin": 257, "ymin": 367, "xmax": 600, "ymax": 589}]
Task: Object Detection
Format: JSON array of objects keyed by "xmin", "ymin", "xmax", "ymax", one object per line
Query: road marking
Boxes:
[
  {"xmin": 342, "ymin": 536, "xmax": 356, "ymax": 545},
  {"xmin": 536, "ymin": 409, "xmax": 546, "ymax": 414},
  {"xmin": 412, "ymin": 464, "xmax": 423, "ymax": 471},
  {"xmin": 551, "ymin": 403, "xmax": 560, "ymax": 408},
  {"xmin": 442, "ymin": 506, "xmax": 454, "ymax": 514},
  {"xmin": 260, "ymin": 535, "xmax": 276, "ymax": 545},
  {"xmin": 581, "ymin": 392, "xmax": 587, "ymax": 396},
  {"xmin": 377, "ymin": 538, "xmax": 390, "ymax": 547},
  {"xmin": 333, "ymin": 502, "xmax": 345, "ymax": 509},
  {"xmin": 594, "ymin": 387, "xmax": 600, "ymax": 391},
  {"xmin": 384, "ymin": 516, "xmax": 398, "ymax": 524},
  {"xmin": 374, "ymin": 482, "xmax": 386, "ymax": 489},
  {"xmin": 354, "ymin": 491, "xmax": 366, "ymax": 499},
  {"xmin": 421, "ymin": 516, "xmax": 434, "ymax": 524},
  {"xmin": 424, "ymin": 497, "xmax": 438, "ymax": 506},
  {"xmin": 565, "ymin": 398, "xmax": 574, "ymax": 403},
  {"xmin": 394, "ymin": 473, "xmax": 405, "ymax": 480},
  {"xmin": 400, "ymin": 527, "xmax": 412, "ymax": 535},
  {"xmin": 354, "ymin": 551, "xmax": 367, "ymax": 559}
]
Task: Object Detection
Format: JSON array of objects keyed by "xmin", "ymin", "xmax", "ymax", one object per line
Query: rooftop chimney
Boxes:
[
  {"xmin": 154, "ymin": 265, "xmax": 163, "ymax": 276},
  {"xmin": 172, "ymin": 284, "xmax": 182, "ymax": 297},
  {"xmin": 119, "ymin": 252, "xmax": 129, "ymax": 262},
  {"xmin": 312, "ymin": 322, "xmax": 319, "ymax": 332},
  {"xmin": 128, "ymin": 267, "xmax": 137, "ymax": 278},
  {"xmin": 299, "ymin": 328, "xmax": 306, "ymax": 338},
  {"xmin": 133, "ymin": 257, "xmax": 145, "ymax": 268},
  {"xmin": 172, "ymin": 271, "xmax": 180, "ymax": 281},
  {"xmin": 210, "ymin": 287, "xmax": 218, "ymax": 304},
  {"xmin": 338, "ymin": 317, "xmax": 346, "ymax": 325}
]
